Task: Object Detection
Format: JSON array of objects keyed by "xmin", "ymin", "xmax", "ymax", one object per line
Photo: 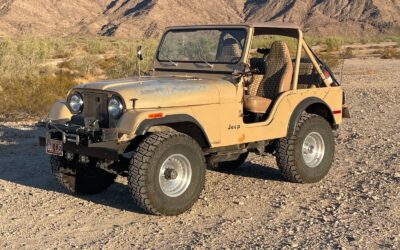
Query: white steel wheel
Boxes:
[
  {"xmin": 276, "ymin": 113, "xmax": 335, "ymax": 183},
  {"xmin": 159, "ymin": 154, "xmax": 192, "ymax": 197},
  {"xmin": 128, "ymin": 132, "xmax": 206, "ymax": 215},
  {"xmin": 302, "ymin": 132, "xmax": 325, "ymax": 168}
]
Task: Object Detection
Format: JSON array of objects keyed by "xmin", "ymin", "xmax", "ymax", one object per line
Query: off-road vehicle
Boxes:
[{"xmin": 39, "ymin": 22, "xmax": 350, "ymax": 215}]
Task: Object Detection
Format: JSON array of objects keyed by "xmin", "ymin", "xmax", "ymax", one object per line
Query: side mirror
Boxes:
[{"xmin": 137, "ymin": 45, "xmax": 143, "ymax": 61}]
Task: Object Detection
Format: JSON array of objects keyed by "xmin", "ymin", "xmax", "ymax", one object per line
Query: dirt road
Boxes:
[{"xmin": 0, "ymin": 58, "xmax": 399, "ymax": 249}]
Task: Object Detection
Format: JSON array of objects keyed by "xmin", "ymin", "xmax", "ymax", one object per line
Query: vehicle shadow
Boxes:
[
  {"xmin": 211, "ymin": 161, "xmax": 286, "ymax": 182},
  {"xmin": 0, "ymin": 124, "xmax": 285, "ymax": 214},
  {"xmin": 0, "ymin": 124, "xmax": 146, "ymax": 214}
]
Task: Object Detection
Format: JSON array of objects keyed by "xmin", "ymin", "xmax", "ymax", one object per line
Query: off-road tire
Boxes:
[
  {"xmin": 217, "ymin": 152, "xmax": 249, "ymax": 170},
  {"xmin": 51, "ymin": 156, "xmax": 117, "ymax": 194},
  {"xmin": 276, "ymin": 113, "xmax": 335, "ymax": 183},
  {"xmin": 128, "ymin": 132, "xmax": 206, "ymax": 216}
]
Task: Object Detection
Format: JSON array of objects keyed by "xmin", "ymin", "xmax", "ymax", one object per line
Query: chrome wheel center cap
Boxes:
[
  {"xmin": 164, "ymin": 168, "xmax": 178, "ymax": 180},
  {"xmin": 159, "ymin": 154, "xmax": 192, "ymax": 197},
  {"xmin": 302, "ymin": 132, "xmax": 325, "ymax": 168}
]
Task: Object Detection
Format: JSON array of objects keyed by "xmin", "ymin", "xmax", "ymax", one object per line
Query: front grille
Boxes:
[{"xmin": 81, "ymin": 92, "xmax": 109, "ymax": 128}]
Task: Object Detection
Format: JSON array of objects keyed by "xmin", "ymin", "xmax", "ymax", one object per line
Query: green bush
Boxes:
[{"xmin": 324, "ymin": 37, "xmax": 343, "ymax": 52}]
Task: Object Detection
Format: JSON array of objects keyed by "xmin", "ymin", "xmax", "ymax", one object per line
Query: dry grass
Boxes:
[
  {"xmin": 0, "ymin": 37, "xmax": 157, "ymax": 118},
  {"xmin": 0, "ymin": 35, "xmax": 399, "ymax": 118}
]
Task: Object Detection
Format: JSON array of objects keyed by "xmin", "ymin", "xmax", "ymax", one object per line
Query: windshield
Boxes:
[{"xmin": 157, "ymin": 28, "xmax": 247, "ymax": 64}]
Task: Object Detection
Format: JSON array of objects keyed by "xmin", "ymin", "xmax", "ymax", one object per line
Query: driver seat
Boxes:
[{"xmin": 244, "ymin": 41, "xmax": 293, "ymax": 114}]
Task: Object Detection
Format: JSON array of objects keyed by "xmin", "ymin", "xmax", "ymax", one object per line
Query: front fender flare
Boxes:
[{"xmin": 135, "ymin": 114, "xmax": 211, "ymax": 147}]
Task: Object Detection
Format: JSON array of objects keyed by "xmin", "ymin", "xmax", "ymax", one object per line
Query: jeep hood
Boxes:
[{"xmin": 75, "ymin": 76, "xmax": 239, "ymax": 109}]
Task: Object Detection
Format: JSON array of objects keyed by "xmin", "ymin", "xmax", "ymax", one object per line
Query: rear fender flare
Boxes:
[{"xmin": 287, "ymin": 97, "xmax": 334, "ymax": 137}]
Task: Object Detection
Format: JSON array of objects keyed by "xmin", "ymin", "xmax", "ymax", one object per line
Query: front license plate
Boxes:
[{"xmin": 46, "ymin": 139, "xmax": 63, "ymax": 156}]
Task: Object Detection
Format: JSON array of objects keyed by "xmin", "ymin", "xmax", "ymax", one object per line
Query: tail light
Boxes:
[{"xmin": 324, "ymin": 70, "xmax": 333, "ymax": 85}]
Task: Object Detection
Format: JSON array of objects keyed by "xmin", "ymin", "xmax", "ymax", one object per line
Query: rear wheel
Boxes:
[
  {"xmin": 50, "ymin": 156, "xmax": 117, "ymax": 194},
  {"xmin": 276, "ymin": 113, "xmax": 335, "ymax": 183},
  {"xmin": 128, "ymin": 132, "xmax": 206, "ymax": 215}
]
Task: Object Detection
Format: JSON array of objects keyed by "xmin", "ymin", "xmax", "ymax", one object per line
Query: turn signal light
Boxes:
[{"xmin": 148, "ymin": 113, "xmax": 164, "ymax": 119}]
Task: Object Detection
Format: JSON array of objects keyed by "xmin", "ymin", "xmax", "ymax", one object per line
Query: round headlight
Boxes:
[
  {"xmin": 108, "ymin": 96, "xmax": 123, "ymax": 119},
  {"xmin": 69, "ymin": 93, "xmax": 83, "ymax": 113}
]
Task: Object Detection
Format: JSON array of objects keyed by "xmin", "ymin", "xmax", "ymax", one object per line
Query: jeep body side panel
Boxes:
[
  {"xmin": 116, "ymin": 85, "xmax": 342, "ymax": 148},
  {"xmin": 214, "ymin": 86, "xmax": 342, "ymax": 147}
]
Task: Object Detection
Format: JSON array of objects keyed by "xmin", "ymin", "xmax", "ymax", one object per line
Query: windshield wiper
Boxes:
[
  {"xmin": 201, "ymin": 59, "xmax": 214, "ymax": 68},
  {"xmin": 166, "ymin": 57, "xmax": 178, "ymax": 67}
]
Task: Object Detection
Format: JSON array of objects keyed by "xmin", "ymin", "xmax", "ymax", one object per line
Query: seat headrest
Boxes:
[
  {"xmin": 222, "ymin": 38, "xmax": 239, "ymax": 46},
  {"xmin": 267, "ymin": 41, "xmax": 291, "ymax": 63}
]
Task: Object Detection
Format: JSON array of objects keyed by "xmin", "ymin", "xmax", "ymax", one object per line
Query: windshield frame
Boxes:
[{"xmin": 156, "ymin": 27, "xmax": 248, "ymax": 65}]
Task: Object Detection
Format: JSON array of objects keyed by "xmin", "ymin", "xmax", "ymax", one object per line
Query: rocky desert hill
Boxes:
[{"xmin": 0, "ymin": 0, "xmax": 399, "ymax": 38}]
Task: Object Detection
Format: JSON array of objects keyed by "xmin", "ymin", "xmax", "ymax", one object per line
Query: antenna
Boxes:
[{"xmin": 136, "ymin": 45, "xmax": 143, "ymax": 78}]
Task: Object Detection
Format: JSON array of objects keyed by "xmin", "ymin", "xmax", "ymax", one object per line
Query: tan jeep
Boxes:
[{"xmin": 39, "ymin": 22, "xmax": 350, "ymax": 215}]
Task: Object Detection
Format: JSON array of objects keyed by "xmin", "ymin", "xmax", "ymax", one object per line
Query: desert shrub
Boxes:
[
  {"xmin": 66, "ymin": 55, "xmax": 102, "ymax": 76},
  {"xmin": 318, "ymin": 52, "xmax": 343, "ymax": 70},
  {"xmin": 342, "ymin": 47, "xmax": 355, "ymax": 59},
  {"xmin": 380, "ymin": 48, "xmax": 400, "ymax": 59},
  {"xmin": 86, "ymin": 39, "xmax": 108, "ymax": 54},
  {"xmin": 105, "ymin": 40, "xmax": 157, "ymax": 78},
  {"xmin": 0, "ymin": 73, "xmax": 77, "ymax": 116},
  {"xmin": 0, "ymin": 42, "xmax": 44, "ymax": 79},
  {"xmin": 304, "ymin": 37, "xmax": 322, "ymax": 47},
  {"xmin": 324, "ymin": 37, "xmax": 343, "ymax": 52},
  {"xmin": 251, "ymin": 36, "xmax": 298, "ymax": 56},
  {"xmin": 360, "ymin": 37, "xmax": 369, "ymax": 45},
  {"xmin": 0, "ymin": 37, "xmax": 160, "ymax": 118}
]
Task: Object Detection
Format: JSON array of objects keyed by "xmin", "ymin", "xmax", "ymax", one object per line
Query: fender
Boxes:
[
  {"xmin": 135, "ymin": 114, "xmax": 211, "ymax": 147},
  {"xmin": 287, "ymin": 97, "xmax": 334, "ymax": 137},
  {"xmin": 47, "ymin": 100, "xmax": 72, "ymax": 122}
]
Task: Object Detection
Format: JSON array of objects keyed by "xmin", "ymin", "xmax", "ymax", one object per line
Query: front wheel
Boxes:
[
  {"xmin": 128, "ymin": 132, "xmax": 206, "ymax": 215},
  {"xmin": 276, "ymin": 113, "xmax": 335, "ymax": 183}
]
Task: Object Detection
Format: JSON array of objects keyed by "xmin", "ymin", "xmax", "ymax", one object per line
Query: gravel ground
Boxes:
[{"xmin": 0, "ymin": 58, "xmax": 399, "ymax": 249}]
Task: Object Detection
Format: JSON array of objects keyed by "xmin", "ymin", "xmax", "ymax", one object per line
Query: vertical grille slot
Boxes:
[{"xmin": 82, "ymin": 92, "xmax": 109, "ymax": 128}]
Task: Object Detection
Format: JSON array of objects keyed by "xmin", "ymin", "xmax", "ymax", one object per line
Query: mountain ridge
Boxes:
[{"xmin": 0, "ymin": 0, "xmax": 399, "ymax": 38}]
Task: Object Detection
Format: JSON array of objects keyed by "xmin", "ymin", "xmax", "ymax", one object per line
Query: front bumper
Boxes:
[
  {"xmin": 38, "ymin": 136, "xmax": 120, "ymax": 160},
  {"xmin": 38, "ymin": 122, "xmax": 127, "ymax": 161}
]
